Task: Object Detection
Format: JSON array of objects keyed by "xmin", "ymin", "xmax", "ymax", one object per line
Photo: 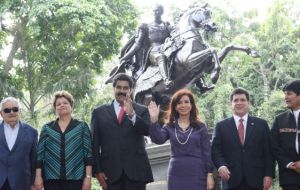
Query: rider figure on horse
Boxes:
[{"xmin": 113, "ymin": 4, "xmax": 174, "ymax": 88}]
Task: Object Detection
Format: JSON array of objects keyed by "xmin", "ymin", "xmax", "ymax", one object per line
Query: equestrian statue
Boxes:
[{"xmin": 106, "ymin": 4, "xmax": 259, "ymax": 106}]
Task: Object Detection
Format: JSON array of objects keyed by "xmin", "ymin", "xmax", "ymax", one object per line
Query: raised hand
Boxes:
[
  {"xmin": 124, "ymin": 94, "xmax": 135, "ymax": 118},
  {"xmin": 148, "ymin": 101, "xmax": 160, "ymax": 123}
]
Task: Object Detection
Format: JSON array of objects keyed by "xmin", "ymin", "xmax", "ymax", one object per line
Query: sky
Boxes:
[{"xmin": 131, "ymin": 0, "xmax": 274, "ymax": 23}]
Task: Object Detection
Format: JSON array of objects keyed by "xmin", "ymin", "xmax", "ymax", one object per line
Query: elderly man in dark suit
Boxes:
[
  {"xmin": 271, "ymin": 79, "xmax": 300, "ymax": 190},
  {"xmin": 91, "ymin": 73, "xmax": 153, "ymax": 190},
  {"xmin": 0, "ymin": 97, "xmax": 37, "ymax": 190},
  {"xmin": 212, "ymin": 88, "xmax": 275, "ymax": 190}
]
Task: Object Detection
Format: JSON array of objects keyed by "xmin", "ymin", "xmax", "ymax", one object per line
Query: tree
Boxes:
[
  {"xmin": 253, "ymin": 0, "xmax": 300, "ymax": 100},
  {"xmin": 0, "ymin": 0, "xmax": 138, "ymax": 121}
]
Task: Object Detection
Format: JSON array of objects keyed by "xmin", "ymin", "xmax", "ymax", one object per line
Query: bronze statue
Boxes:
[
  {"xmin": 106, "ymin": 4, "xmax": 173, "ymax": 88},
  {"xmin": 106, "ymin": 4, "xmax": 259, "ymax": 106}
]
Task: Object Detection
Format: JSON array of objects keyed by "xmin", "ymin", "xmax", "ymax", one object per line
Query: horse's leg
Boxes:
[
  {"xmin": 210, "ymin": 48, "xmax": 221, "ymax": 84},
  {"xmin": 218, "ymin": 45, "xmax": 260, "ymax": 62},
  {"xmin": 195, "ymin": 77, "xmax": 215, "ymax": 93},
  {"xmin": 185, "ymin": 47, "xmax": 221, "ymax": 84}
]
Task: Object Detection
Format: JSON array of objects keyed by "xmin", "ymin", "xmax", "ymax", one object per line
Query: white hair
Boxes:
[{"xmin": 0, "ymin": 97, "xmax": 20, "ymax": 111}]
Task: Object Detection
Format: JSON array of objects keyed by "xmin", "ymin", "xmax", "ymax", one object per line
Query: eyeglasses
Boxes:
[{"xmin": 2, "ymin": 107, "xmax": 19, "ymax": 113}]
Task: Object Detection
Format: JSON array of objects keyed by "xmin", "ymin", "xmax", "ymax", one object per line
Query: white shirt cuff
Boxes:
[{"xmin": 218, "ymin": 165, "xmax": 227, "ymax": 172}]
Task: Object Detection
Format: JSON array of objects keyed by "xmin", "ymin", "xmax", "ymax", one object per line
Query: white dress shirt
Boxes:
[
  {"xmin": 293, "ymin": 109, "xmax": 300, "ymax": 154},
  {"xmin": 218, "ymin": 113, "xmax": 249, "ymax": 171},
  {"xmin": 4, "ymin": 122, "xmax": 20, "ymax": 150},
  {"xmin": 113, "ymin": 100, "xmax": 136, "ymax": 124},
  {"xmin": 233, "ymin": 113, "xmax": 249, "ymax": 144}
]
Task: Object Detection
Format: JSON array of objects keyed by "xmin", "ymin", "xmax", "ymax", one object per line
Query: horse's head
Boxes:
[
  {"xmin": 192, "ymin": 6, "xmax": 217, "ymax": 32},
  {"xmin": 179, "ymin": 5, "xmax": 217, "ymax": 33}
]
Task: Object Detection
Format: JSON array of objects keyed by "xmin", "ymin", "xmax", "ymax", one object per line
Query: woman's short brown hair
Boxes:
[{"xmin": 52, "ymin": 90, "xmax": 74, "ymax": 109}]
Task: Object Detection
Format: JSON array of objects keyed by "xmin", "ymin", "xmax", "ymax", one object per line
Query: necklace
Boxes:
[{"xmin": 175, "ymin": 126, "xmax": 193, "ymax": 145}]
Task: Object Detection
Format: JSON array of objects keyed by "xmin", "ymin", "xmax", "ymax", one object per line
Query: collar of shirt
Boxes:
[
  {"xmin": 233, "ymin": 113, "xmax": 248, "ymax": 130},
  {"xmin": 113, "ymin": 100, "xmax": 137, "ymax": 124},
  {"xmin": 4, "ymin": 121, "xmax": 20, "ymax": 150},
  {"xmin": 292, "ymin": 108, "xmax": 300, "ymax": 126},
  {"xmin": 113, "ymin": 100, "xmax": 123, "ymax": 117}
]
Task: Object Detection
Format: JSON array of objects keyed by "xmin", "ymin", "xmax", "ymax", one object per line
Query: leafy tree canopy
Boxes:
[{"xmin": 0, "ymin": 0, "xmax": 138, "ymax": 119}]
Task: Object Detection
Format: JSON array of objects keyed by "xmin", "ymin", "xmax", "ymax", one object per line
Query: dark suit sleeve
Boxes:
[
  {"xmin": 271, "ymin": 116, "xmax": 292, "ymax": 168},
  {"xmin": 91, "ymin": 109, "xmax": 103, "ymax": 174},
  {"xmin": 36, "ymin": 125, "xmax": 47, "ymax": 168},
  {"xmin": 201, "ymin": 125, "xmax": 213, "ymax": 173},
  {"xmin": 212, "ymin": 122, "xmax": 228, "ymax": 169},
  {"xmin": 262, "ymin": 120, "xmax": 275, "ymax": 177},
  {"xmin": 132, "ymin": 104, "xmax": 151, "ymax": 136},
  {"xmin": 30, "ymin": 128, "xmax": 38, "ymax": 185}
]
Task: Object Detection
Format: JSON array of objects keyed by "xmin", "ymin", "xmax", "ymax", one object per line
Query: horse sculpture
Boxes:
[{"xmin": 107, "ymin": 5, "xmax": 259, "ymax": 106}]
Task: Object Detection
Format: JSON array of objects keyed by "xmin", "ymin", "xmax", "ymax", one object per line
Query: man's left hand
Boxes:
[
  {"xmin": 124, "ymin": 94, "xmax": 135, "ymax": 118},
  {"xmin": 292, "ymin": 161, "xmax": 300, "ymax": 173}
]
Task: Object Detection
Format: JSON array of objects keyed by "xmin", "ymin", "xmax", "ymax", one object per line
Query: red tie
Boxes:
[
  {"xmin": 238, "ymin": 118, "xmax": 244, "ymax": 144},
  {"xmin": 118, "ymin": 104, "xmax": 125, "ymax": 124}
]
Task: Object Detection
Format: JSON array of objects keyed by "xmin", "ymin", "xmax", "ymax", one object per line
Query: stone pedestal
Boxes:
[{"xmin": 146, "ymin": 142, "xmax": 170, "ymax": 190}]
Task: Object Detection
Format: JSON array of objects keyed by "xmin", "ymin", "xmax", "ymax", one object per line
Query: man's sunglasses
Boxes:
[{"xmin": 2, "ymin": 107, "xmax": 19, "ymax": 113}]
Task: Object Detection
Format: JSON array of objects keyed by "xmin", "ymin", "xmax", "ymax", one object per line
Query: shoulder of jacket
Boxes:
[
  {"xmin": 275, "ymin": 110, "xmax": 290, "ymax": 119},
  {"xmin": 94, "ymin": 103, "xmax": 111, "ymax": 111},
  {"xmin": 217, "ymin": 117, "xmax": 231, "ymax": 125},
  {"xmin": 250, "ymin": 116, "xmax": 267, "ymax": 123},
  {"xmin": 43, "ymin": 120, "xmax": 56, "ymax": 128},
  {"xmin": 21, "ymin": 122, "xmax": 37, "ymax": 131}
]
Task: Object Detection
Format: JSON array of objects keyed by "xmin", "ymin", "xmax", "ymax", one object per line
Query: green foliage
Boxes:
[
  {"xmin": 91, "ymin": 178, "xmax": 102, "ymax": 190},
  {"xmin": 0, "ymin": 0, "xmax": 138, "ymax": 119},
  {"xmin": 257, "ymin": 90, "xmax": 286, "ymax": 126},
  {"xmin": 73, "ymin": 85, "xmax": 114, "ymax": 123}
]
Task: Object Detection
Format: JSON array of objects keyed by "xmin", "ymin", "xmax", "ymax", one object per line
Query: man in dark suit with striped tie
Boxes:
[
  {"xmin": 91, "ymin": 73, "xmax": 153, "ymax": 190},
  {"xmin": 271, "ymin": 80, "xmax": 300, "ymax": 190},
  {"xmin": 212, "ymin": 88, "xmax": 275, "ymax": 190}
]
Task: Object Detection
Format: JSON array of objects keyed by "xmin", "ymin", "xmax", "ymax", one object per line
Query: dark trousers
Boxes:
[
  {"xmin": 0, "ymin": 179, "xmax": 11, "ymax": 190},
  {"xmin": 228, "ymin": 179, "xmax": 260, "ymax": 190},
  {"xmin": 282, "ymin": 185, "xmax": 300, "ymax": 190},
  {"xmin": 44, "ymin": 179, "xmax": 83, "ymax": 190},
  {"xmin": 108, "ymin": 172, "xmax": 146, "ymax": 190}
]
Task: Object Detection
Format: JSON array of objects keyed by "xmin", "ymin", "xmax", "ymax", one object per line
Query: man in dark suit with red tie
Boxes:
[
  {"xmin": 212, "ymin": 88, "xmax": 275, "ymax": 190},
  {"xmin": 271, "ymin": 80, "xmax": 300, "ymax": 190},
  {"xmin": 91, "ymin": 73, "xmax": 153, "ymax": 190}
]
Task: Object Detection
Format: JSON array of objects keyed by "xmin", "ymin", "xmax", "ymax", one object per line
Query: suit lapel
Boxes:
[
  {"xmin": 108, "ymin": 102, "xmax": 119, "ymax": 125},
  {"xmin": 244, "ymin": 116, "xmax": 255, "ymax": 147},
  {"xmin": 10, "ymin": 122, "xmax": 25, "ymax": 152},
  {"xmin": 229, "ymin": 117, "xmax": 242, "ymax": 146},
  {"xmin": 0, "ymin": 121, "xmax": 10, "ymax": 151}
]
